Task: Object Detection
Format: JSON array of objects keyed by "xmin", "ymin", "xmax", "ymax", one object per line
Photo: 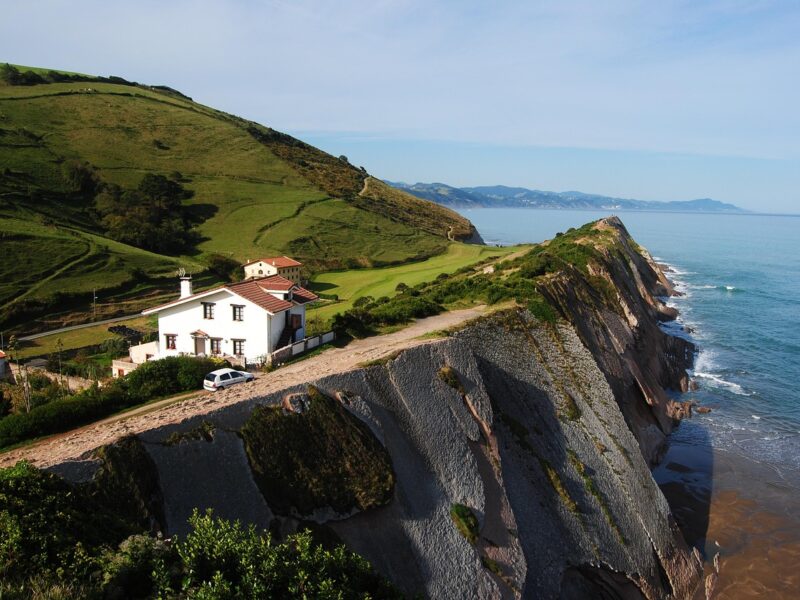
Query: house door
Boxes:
[
  {"xmin": 291, "ymin": 314, "xmax": 302, "ymax": 329},
  {"xmin": 194, "ymin": 337, "xmax": 206, "ymax": 356}
]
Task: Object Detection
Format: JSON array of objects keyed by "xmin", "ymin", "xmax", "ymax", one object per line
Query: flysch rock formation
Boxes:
[
  {"xmin": 49, "ymin": 312, "xmax": 701, "ymax": 599},
  {"xmin": 538, "ymin": 217, "xmax": 696, "ymax": 465},
  {"xmin": 45, "ymin": 217, "xmax": 703, "ymax": 598}
]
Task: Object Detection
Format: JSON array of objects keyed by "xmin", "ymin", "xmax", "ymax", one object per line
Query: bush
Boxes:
[
  {"xmin": 173, "ymin": 510, "xmax": 400, "ymax": 598},
  {"xmin": 0, "ymin": 357, "xmax": 227, "ymax": 450},
  {"xmin": 0, "ymin": 461, "xmax": 137, "ymax": 582},
  {"xmin": 126, "ymin": 355, "xmax": 225, "ymax": 403}
]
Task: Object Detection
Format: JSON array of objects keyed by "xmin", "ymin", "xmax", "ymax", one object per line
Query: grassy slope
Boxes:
[
  {"xmin": 0, "ymin": 65, "xmax": 476, "ymax": 332},
  {"xmin": 16, "ymin": 316, "xmax": 156, "ymax": 360},
  {"xmin": 308, "ymin": 243, "xmax": 523, "ymax": 322}
]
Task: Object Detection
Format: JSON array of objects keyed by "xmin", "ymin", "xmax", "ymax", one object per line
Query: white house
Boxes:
[
  {"xmin": 243, "ymin": 256, "xmax": 303, "ymax": 283},
  {"xmin": 136, "ymin": 272, "xmax": 318, "ymax": 367}
]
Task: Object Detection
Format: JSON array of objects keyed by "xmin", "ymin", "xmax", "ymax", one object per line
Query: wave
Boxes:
[{"xmin": 693, "ymin": 371, "xmax": 750, "ymax": 395}]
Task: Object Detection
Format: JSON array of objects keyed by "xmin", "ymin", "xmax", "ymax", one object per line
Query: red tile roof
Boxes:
[
  {"xmin": 243, "ymin": 256, "xmax": 302, "ymax": 268},
  {"xmin": 291, "ymin": 287, "xmax": 318, "ymax": 304},
  {"xmin": 142, "ymin": 275, "xmax": 318, "ymax": 315},
  {"xmin": 226, "ymin": 280, "xmax": 293, "ymax": 313},
  {"xmin": 255, "ymin": 275, "xmax": 294, "ymax": 291}
]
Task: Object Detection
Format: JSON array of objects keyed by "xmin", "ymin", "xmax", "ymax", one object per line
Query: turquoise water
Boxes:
[{"xmin": 459, "ymin": 208, "xmax": 800, "ymax": 483}]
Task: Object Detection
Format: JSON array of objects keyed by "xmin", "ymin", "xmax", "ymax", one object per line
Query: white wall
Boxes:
[
  {"xmin": 243, "ymin": 261, "xmax": 301, "ymax": 283},
  {"xmin": 244, "ymin": 261, "xmax": 279, "ymax": 280},
  {"xmin": 130, "ymin": 340, "xmax": 159, "ymax": 365},
  {"xmin": 156, "ymin": 290, "xmax": 275, "ymax": 364}
]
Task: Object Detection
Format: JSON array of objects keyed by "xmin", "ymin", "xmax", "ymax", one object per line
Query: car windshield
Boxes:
[
  {"xmin": 236, "ymin": 371, "xmax": 247, "ymax": 376},
  {"xmin": 204, "ymin": 374, "xmax": 216, "ymax": 381}
]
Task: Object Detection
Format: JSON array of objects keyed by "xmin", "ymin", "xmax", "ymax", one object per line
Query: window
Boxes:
[
  {"xmin": 232, "ymin": 305, "xmax": 244, "ymax": 321},
  {"xmin": 165, "ymin": 334, "xmax": 177, "ymax": 350},
  {"xmin": 202, "ymin": 302, "xmax": 215, "ymax": 319},
  {"xmin": 219, "ymin": 372, "xmax": 231, "ymax": 381},
  {"xmin": 233, "ymin": 339, "xmax": 245, "ymax": 356},
  {"xmin": 258, "ymin": 269, "xmax": 263, "ymax": 275},
  {"xmin": 210, "ymin": 338, "xmax": 222, "ymax": 355}
]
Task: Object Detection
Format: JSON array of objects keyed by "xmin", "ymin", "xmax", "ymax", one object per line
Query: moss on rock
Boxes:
[
  {"xmin": 241, "ymin": 386, "xmax": 395, "ymax": 516},
  {"xmin": 450, "ymin": 503, "xmax": 480, "ymax": 545}
]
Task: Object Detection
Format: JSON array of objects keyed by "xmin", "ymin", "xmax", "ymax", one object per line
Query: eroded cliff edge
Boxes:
[
  {"xmin": 46, "ymin": 218, "xmax": 703, "ymax": 598},
  {"xmin": 537, "ymin": 217, "xmax": 695, "ymax": 465}
]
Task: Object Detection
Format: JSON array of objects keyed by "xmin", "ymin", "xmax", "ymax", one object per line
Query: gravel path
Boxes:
[{"xmin": 0, "ymin": 306, "xmax": 488, "ymax": 469}]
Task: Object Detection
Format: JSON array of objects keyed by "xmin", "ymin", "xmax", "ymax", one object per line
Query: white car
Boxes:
[{"xmin": 203, "ymin": 368, "xmax": 255, "ymax": 391}]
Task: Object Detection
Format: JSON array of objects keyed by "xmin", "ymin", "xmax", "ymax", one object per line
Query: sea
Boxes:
[{"xmin": 459, "ymin": 208, "xmax": 800, "ymax": 483}]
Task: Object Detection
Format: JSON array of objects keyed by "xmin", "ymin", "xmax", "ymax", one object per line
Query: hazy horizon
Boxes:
[{"xmin": 2, "ymin": 0, "xmax": 798, "ymax": 213}]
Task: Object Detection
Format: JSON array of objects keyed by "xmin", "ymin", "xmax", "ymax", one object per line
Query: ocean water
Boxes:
[{"xmin": 458, "ymin": 208, "xmax": 800, "ymax": 486}]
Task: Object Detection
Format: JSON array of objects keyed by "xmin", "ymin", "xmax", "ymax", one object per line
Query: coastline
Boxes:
[{"xmin": 655, "ymin": 262, "xmax": 800, "ymax": 598}]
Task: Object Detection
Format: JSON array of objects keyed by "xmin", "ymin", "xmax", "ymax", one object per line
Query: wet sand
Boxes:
[{"xmin": 655, "ymin": 440, "xmax": 800, "ymax": 598}]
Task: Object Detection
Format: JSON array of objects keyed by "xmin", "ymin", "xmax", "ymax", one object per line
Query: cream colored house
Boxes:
[{"xmin": 243, "ymin": 256, "xmax": 303, "ymax": 283}]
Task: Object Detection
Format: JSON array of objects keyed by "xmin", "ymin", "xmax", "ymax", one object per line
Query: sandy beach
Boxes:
[{"xmin": 655, "ymin": 438, "xmax": 800, "ymax": 598}]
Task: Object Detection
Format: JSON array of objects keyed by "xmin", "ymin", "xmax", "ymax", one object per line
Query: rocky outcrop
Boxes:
[
  {"xmin": 42, "ymin": 217, "xmax": 703, "ymax": 597},
  {"xmin": 49, "ymin": 310, "xmax": 701, "ymax": 599},
  {"xmin": 537, "ymin": 217, "xmax": 695, "ymax": 464}
]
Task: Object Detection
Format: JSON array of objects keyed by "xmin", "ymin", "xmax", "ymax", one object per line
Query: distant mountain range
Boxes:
[{"xmin": 388, "ymin": 181, "xmax": 746, "ymax": 213}]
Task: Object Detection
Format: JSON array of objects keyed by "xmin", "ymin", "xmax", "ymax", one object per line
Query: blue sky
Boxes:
[{"xmin": 2, "ymin": 0, "xmax": 799, "ymax": 212}]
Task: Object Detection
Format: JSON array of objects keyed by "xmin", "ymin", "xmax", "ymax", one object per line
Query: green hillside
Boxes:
[{"xmin": 0, "ymin": 63, "xmax": 478, "ymax": 333}]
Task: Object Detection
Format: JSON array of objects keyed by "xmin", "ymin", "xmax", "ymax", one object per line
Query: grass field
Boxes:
[
  {"xmin": 307, "ymin": 243, "xmax": 526, "ymax": 323},
  {"xmin": 14, "ymin": 316, "xmax": 156, "ymax": 360}
]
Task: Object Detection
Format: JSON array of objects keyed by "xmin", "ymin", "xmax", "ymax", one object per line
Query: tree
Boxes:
[
  {"xmin": 94, "ymin": 175, "xmax": 196, "ymax": 254},
  {"xmin": 61, "ymin": 160, "xmax": 99, "ymax": 195}
]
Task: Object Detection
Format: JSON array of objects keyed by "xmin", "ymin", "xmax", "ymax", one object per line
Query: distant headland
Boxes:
[{"xmin": 389, "ymin": 181, "xmax": 746, "ymax": 213}]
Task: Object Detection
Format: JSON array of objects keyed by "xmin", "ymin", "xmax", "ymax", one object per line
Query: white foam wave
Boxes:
[
  {"xmin": 752, "ymin": 415, "xmax": 762, "ymax": 420},
  {"xmin": 693, "ymin": 371, "xmax": 749, "ymax": 395},
  {"xmin": 725, "ymin": 285, "xmax": 736, "ymax": 291}
]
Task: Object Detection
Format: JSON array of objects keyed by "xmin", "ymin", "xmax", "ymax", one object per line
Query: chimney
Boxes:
[{"xmin": 180, "ymin": 275, "xmax": 193, "ymax": 299}]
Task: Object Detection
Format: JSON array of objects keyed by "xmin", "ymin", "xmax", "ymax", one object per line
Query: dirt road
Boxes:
[{"xmin": 0, "ymin": 305, "xmax": 488, "ymax": 469}]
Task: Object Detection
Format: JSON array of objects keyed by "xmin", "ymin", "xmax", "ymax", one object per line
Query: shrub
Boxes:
[
  {"xmin": 0, "ymin": 357, "xmax": 226, "ymax": 449},
  {"xmin": 0, "ymin": 461, "xmax": 137, "ymax": 582},
  {"xmin": 126, "ymin": 355, "xmax": 224, "ymax": 402},
  {"xmin": 173, "ymin": 510, "xmax": 400, "ymax": 598},
  {"xmin": 0, "ymin": 462, "xmax": 399, "ymax": 598}
]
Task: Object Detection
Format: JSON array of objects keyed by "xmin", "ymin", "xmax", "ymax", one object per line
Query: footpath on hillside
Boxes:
[{"xmin": 0, "ymin": 306, "xmax": 488, "ymax": 470}]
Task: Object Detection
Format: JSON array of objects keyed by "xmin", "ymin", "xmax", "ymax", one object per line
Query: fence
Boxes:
[{"xmin": 269, "ymin": 331, "xmax": 335, "ymax": 366}]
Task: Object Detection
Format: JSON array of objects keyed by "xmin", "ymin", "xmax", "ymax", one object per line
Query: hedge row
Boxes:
[{"xmin": 0, "ymin": 356, "xmax": 227, "ymax": 449}]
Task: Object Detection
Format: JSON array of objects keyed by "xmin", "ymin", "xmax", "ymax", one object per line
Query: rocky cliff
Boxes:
[
  {"xmin": 537, "ymin": 218, "xmax": 695, "ymax": 464},
  {"xmin": 44, "ymin": 218, "xmax": 702, "ymax": 598}
]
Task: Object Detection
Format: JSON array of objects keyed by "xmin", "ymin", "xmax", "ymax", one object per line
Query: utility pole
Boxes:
[{"xmin": 93, "ymin": 288, "xmax": 97, "ymax": 321}]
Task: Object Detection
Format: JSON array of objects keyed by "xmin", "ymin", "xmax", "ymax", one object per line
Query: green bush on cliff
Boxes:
[
  {"xmin": 0, "ymin": 463, "xmax": 399, "ymax": 599},
  {"xmin": 0, "ymin": 461, "xmax": 138, "ymax": 584},
  {"xmin": 241, "ymin": 386, "xmax": 395, "ymax": 515}
]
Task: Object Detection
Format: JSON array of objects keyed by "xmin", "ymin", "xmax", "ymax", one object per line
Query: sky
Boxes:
[{"xmin": 2, "ymin": 0, "xmax": 799, "ymax": 212}]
